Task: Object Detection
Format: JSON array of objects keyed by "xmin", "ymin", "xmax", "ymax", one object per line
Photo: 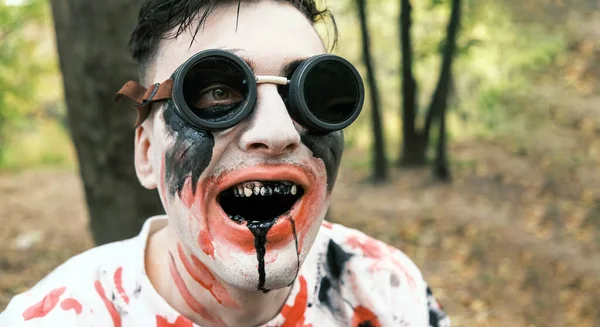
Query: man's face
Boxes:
[{"xmin": 140, "ymin": 1, "xmax": 343, "ymax": 291}]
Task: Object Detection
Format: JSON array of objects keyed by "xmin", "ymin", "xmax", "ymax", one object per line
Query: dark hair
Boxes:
[{"xmin": 128, "ymin": 0, "xmax": 338, "ymax": 73}]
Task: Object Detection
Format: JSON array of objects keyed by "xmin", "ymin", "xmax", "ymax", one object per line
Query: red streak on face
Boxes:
[
  {"xmin": 60, "ymin": 298, "xmax": 82, "ymax": 315},
  {"xmin": 113, "ymin": 267, "xmax": 129, "ymax": 304},
  {"xmin": 351, "ymin": 306, "xmax": 381, "ymax": 327},
  {"xmin": 176, "ymin": 243, "xmax": 239, "ymax": 309},
  {"xmin": 197, "ymin": 230, "xmax": 214, "ymax": 258},
  {"xmin": 322, "ymin": 220, "xmax": 333, "ymax": 229},
  {"xmin": 94, "ymin": 280, "xmax": 121, "ymax": 327},
  {"xmin": 156, "ymin": 315, "xmax": 193, "ymax": 327},
  {"xmin": 180, "ymin": 177, "xmax": 195, "ymax": 210},
  {"xmin": 280, "ymin": 276, "xmax": 308, "ymax": 327},
  {"xmin": 168, "ymin": 252, "xmax": 226, "ymax": 326},
  {"xmin": 22, "ymin": 286, "xmax": 66, "ymax": 321}
]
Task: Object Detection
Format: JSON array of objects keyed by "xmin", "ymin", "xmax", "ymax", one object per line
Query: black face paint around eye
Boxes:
[
  {"xmin": 163, "ymin": 101, "xmax": 215, "ymax": 197},
  {"xmin": 300, "ymin": 131, "xmax": 344, "ymax": 192}
]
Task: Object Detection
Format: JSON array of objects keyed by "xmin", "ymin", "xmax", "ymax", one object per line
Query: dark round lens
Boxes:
[
  {"xmin": 303, "ymin": 60, "xmax": 360, "ymax": 124},
  {"xmin": 182, "ymin": 56, "xmax": 249, "ymax": 124}
]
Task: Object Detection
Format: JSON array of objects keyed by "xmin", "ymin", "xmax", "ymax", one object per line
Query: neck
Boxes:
[{"xmin": 146, "ymin": 224, "xmax": 292, "ymax": 327}]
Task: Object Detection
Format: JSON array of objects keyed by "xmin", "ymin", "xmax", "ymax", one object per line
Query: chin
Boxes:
[{"xmin": 212, "ymin": 240, "xmax": 304, "ymax": 291}]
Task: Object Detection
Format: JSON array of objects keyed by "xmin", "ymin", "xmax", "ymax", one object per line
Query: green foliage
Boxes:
[
  {"xmin": 324, "ymin": 0, "xmax": 565, "ymax": 154},
  {"xmin": 0, "ymin": 0, "xmax": 69, "ymax": 169}
]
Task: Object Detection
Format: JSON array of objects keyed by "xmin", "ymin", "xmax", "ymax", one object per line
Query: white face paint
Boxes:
[{"xmin": 144, "ymin": 1, "xmax": 338, "ymax": 291}]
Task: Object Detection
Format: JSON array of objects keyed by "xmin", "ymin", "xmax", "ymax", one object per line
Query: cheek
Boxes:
[
  {"xmin": 161, "ymin": 105, "xmax": 215, "ymax": 198},
  {"xmin": 300, "ymin": 131, "xmax": 344, "ymax": 192}
]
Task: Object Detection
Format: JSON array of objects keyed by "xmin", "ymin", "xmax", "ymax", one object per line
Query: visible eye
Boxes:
[{"xmin": 191, "ymin": 85, "xmax": 244, "ymax": 109}]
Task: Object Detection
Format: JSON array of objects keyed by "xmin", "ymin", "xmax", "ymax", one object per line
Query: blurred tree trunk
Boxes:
[
  {"xmin": 50, "ymin": 0, "xmax": 164, "ymax": 245},
  {"xmin": 357, "ymin": 0, "xmax": 388, "ymax": 183},
  {"xmin": 398, "ymin": 0, "xmax": 426, "ymax": 167},
  {"xmin": 399, "ymin": 0, "xmax": 461, "ymax": 178},
  {"xmin": 430, "ymin": 0, "xmax": 461, "ymax": 181}
]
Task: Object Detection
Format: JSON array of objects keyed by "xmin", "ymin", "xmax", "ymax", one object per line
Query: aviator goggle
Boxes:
[{"xmin": 116, "ymin": 49, "xmax": 365, "ymax": 133}]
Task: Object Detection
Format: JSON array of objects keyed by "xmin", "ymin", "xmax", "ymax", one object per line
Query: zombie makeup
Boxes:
[{"xmin": 300, "ymin": 131, "xmax": 344, "ymax": 192}]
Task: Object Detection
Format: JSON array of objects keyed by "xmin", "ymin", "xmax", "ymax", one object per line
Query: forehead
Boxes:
[{"xmin": 151, "ymin": 1, "xmax": 326, "ymax": 82}]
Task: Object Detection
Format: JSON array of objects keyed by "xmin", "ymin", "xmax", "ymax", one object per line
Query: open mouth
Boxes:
[{"xmin": 219, "ymin": 181, "xmax": 305, "ymax": 224}]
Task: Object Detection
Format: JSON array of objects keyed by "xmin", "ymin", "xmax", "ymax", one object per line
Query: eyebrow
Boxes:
[{"xmin": 220, "ymin": 47, "xmax": 306, "ymax": 77}]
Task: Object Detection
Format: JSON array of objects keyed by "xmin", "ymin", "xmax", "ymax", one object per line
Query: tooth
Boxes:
[
  {"xmin": 253, "ymin": 186, "xmax": 260, "ymax": 195},
  {"xmin": 260, "ymin": 187, "xmax": 267, "ymax": 196},
  {"xmin": 274, "ymin": 186, "xmax": 282, "ymax": 195},
  {"xmin": 233, "ymin": 188, "xmax": 239, "ymax": 197},
  {"xmin": 268, "ymin": 187, "xmax": 273, "ymax": 196},
  {"xmin": 291, "ymin": 185, "xmax": 297, "ymax": 195},
  {"xmin": 244, "ymin": 187, "xmax": 253, "ymax": 197},
  {"xmin": 237, "ymin": 185, "xmax": 244, "ymax": 196}
]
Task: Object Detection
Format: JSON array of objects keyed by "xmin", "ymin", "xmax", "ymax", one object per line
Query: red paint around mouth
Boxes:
[{"xmin": 206, "ymin": 165, "xmax": 326, "ymax": 253}]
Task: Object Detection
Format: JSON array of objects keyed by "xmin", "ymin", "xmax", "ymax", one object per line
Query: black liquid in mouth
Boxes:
[{"xmin": 247, "ymin": 219, "xmax": 277, "ymax": 292}]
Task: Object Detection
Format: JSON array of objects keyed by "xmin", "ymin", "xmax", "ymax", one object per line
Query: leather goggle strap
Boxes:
[{"xmin": 115, "ymin": 79, "xmax": 173, "ymax": 127}]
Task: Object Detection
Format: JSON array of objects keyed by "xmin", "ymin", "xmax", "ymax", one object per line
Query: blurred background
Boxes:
[{"xmin": 0, "ymin": 0, "xmax": 599, "ymax": 326}]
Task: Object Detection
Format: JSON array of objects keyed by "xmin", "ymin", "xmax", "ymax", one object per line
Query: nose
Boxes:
[{"xmin": 238, "ymin": 85, "xmax": 300, "ymax": 156}]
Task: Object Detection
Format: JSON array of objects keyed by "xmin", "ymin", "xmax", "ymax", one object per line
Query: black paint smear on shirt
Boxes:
[
  {"xmin": 247, "ymin": 218, "xmax": 277, "ymax": 292},
  {"xmin": 163, "ymin": 102, "xmax": 215, "ymax": 196},
  {"xmin": 301, "ymin": 131, "xmax": 344, "ymax": 192},
  {"xmin": 319, "ymin": 240, "xmax": 353, "ymax": 315},
  {"xmin": 326, "ymin": 239, "xmax": 352, "ymax": 280}
]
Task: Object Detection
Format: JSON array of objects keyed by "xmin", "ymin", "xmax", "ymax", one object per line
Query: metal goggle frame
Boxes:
[{"xmin": 116, "ymin": 49, "xmax": 364, "ymax": 134}]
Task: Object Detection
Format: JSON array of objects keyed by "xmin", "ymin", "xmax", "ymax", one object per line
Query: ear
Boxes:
[{"xmin": 134, "ymin": 124, "xmax": 158, "ymax": 189}]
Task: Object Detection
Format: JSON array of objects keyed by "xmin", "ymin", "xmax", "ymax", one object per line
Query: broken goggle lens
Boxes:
[{"xmin": 172, "ymin": 49, "xmax": 364, "ymax": 133}]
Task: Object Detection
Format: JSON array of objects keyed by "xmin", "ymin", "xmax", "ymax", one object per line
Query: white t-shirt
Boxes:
[{"xmin": 0, "ymin": 216, "xmax": 450, "ymax": 326}]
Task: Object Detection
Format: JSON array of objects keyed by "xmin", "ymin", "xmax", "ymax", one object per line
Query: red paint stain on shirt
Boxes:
[
  {"xmin": 60, "ymin": 298, "xmax": 82, "ymax": 315},
  {"xmin": 280, "ymin": 276, "xmax": 308, "ymax": 327},
  {"xmin": 197, "ymin": 230, "xmax": 215, "ymax": 258},
  {"xmin": 177, "ymin": 243, "xmax": 239, "ymax": 309},
  {"xmin": 156, "ymin": 315, "xmax": 193, "ymax": 327},
  {"xmin": 22, "ymin": 286, "xmax": 66, "ymax": 321},
  {"xmin": 351, "ymin": 306, "xmax": 381, "ymax": 327},
  {"xmin": 346, "ymin": 235, "xmax": 382, "ymax": 259},
  {"xmin": 95, "ymin": 280, "xmax": 121, "ymax": 327},
  {"xmin": 348, "ymin": 234, "xmax": 418, "ymax": 294},
  {"xmin": 113, "ymin": 267, "xmax": 129, "ymax": 304},
  {"xmin": 168, "ymin": 252, "xmax": 226, "ymax": 326}
]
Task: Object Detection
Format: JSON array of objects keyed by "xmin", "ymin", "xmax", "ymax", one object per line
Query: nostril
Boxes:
[
  {"xmin": 284, "ymin": 143, "xmax": 298, "ymax": 152},
  {"xmin": 249, "ymin": 143, "xmax": 269, "ymax": 151}
]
